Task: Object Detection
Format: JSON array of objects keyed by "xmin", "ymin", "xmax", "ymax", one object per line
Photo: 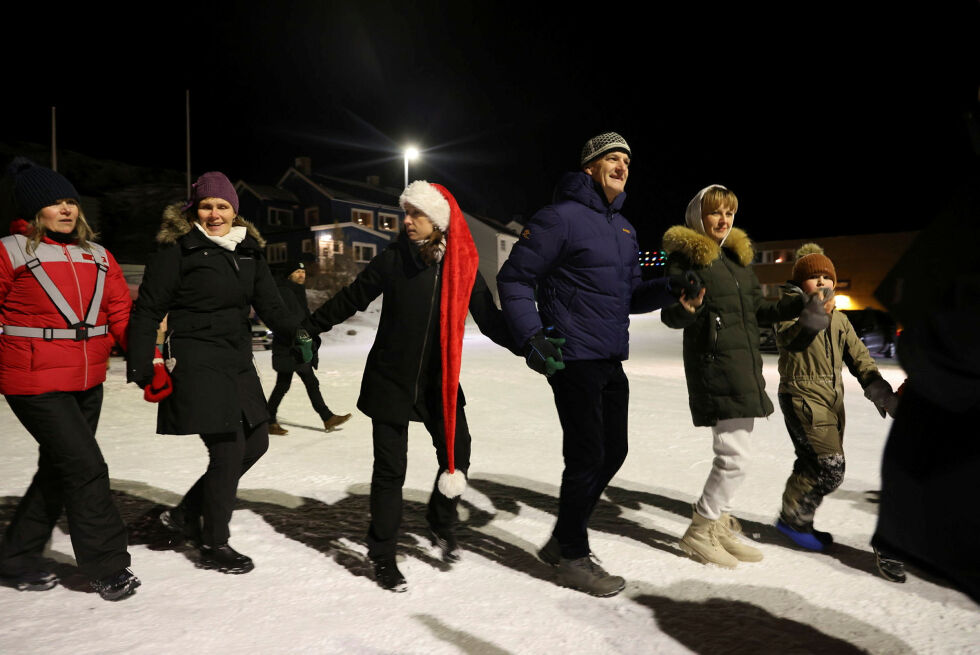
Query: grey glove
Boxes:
[
  {"xmin": 798, "ymin": 292, "xmax": 831, "ymax": 332},
  {"xmin": 865, "ymin": 378, "xmax": 899, "ymax": 418}
]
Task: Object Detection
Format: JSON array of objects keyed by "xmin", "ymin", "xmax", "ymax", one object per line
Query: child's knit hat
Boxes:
[{"xmin": 793, "ymin": 243, "xmax": 837, "ymax": 285}]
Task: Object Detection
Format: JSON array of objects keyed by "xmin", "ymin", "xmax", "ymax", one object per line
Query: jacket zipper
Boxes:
[
  {"xmin": 413, "ymin": 264, "xmax": 440, "ymax": 405},
  {"xmin": 64, "ymin": 244, "xmax": 89, "ymax": 388}
]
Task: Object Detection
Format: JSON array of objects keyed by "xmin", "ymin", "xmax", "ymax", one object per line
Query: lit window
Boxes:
[
  {"xmin": 352, "ymin": 242, "xmax": 377, "ymax": 263},
  {"xmin": 378, "ymin": 212, "xmax": 398, "ymax": 231},
  {"xmin": 351, "ymin": 209, "xmax": 374, "ymax": 228}
]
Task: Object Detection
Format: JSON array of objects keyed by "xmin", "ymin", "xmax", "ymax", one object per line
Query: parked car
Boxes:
[
  {"xmin": 758, "ymin": 308, "xmax": 898, "ymax": 358},
  {"xmin": 250, "ymin": 317, "xmax": 273, "ymax": 350},
  {"xmin": 842, "ymin": 308, "xmax": 898, "ymax": 358}
]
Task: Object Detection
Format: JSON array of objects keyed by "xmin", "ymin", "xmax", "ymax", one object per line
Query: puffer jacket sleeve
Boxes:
[
  {"xmin": 103, "ymin": 249, "xmax": 133, "ymax": 352},
  {"xmin": 496, "ymin": 206, "xmax": 569, "ymax": 348},
  {"xmin": 774, "ymin": 287, "xmax": 821, "ymax": 352},
  {"xmin": 469, "ymin": 271, "xmax": 520, "ymax": 355},
  {"xmin": 127, "ymin": 246, "xmax": 182, "ymax": 385},
  {"xmin": 840, "ymin": 312, "xmax": 884, "ymax": 389},
  {"xmin": 660, "ymin": 252, "xmax": 703, "ymax": 329},
  {"xmin": 309, "ymin": 247, "xmax": 389, "ymax": 332},
  {"xmin": 755, "ymin": 279, "xmax": 806, "ymax": 324}
]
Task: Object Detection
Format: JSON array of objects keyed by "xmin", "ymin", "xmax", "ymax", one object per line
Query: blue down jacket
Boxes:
[{"xmin": 497, "ymin": 171, "xmax": 671, "ymax": 361}]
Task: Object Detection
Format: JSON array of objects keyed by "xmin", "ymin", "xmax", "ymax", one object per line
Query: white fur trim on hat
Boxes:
[{"xmin": 400, "ymin": 180, "xmax": 450, "ymax": 232}]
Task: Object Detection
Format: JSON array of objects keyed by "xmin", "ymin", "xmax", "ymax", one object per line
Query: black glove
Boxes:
[
  {"xmin": 798, "ymin": 293, "xmax": 831, "ymax": 332},
  {"xmin": 524, "ymin": 329, "xmax": 566, "ymax": 377},
  {"xmin": 667, "ymin": 270, "xmax": 703, "ymax": 301},
  {"xmin": 292, "ymin": 328, "xmax": 314, "ymax": 364}
]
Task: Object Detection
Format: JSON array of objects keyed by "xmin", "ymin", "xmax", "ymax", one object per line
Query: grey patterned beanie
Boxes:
[{"xmin": 580, "ymin": 132, "xmax": 631, "ymax": 166}]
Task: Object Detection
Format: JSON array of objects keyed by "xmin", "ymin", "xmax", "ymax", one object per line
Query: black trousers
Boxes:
[
  {"xmin": 366, "ymin": 405, "xmax": 471, "ymax": 561},
  {"xmin": 178, "ymin": 421, "xmax": 269, "ymax": 548},
  {"xmin": 548, "ymin": 360, "xmax": 629, "ymax": 559},
  {"xmin": 1, "ymin": 385, "xmax": 130, "ymax": 580},
  {"xmin": 266, "ymin": 363, "xmax": 332, "ymax": 422}
]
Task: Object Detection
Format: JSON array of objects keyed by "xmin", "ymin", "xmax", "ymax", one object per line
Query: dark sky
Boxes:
[{"xmin": 3, "ymin": 1, "xmax": 978, "ymax": 249}]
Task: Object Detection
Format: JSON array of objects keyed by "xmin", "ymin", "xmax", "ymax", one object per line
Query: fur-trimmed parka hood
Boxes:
[
  {"xmin": 156, "ymin": 203, "xmax": 266, "ymax": 248},
  {"xmin": 662, "ymin": 225, "xmax": 754, "ymax": 268}
]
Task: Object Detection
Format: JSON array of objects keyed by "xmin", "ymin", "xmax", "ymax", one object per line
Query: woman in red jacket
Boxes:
[{"xmin": 0, "ymin": 160, "xmax": 139, "ymax": 601}]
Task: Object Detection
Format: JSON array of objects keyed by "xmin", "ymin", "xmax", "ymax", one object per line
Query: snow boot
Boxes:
[
  {"xmin": 538, "ymin": 535, "xmax": 560, "ymax": 567},
  {"xmin": 372, "ymin": 558, "xmax": 407, "ymax": 592},
  {"xmin": 555, "ymin": 555, "xmax": 625, "ymax": 597},
  {"xmin": 323, "ymin": 413, "xmax": 352, "ymax": 431},
  {"xmin": 91, "ymin": 567, "xmax": 140, "ymax": 601},
  {"xmin": 679, "ymin": 510, "xmax": 739, "ymax": 568},
  {"xmin": 776, "ymin": 519, "xmax": 830, "ymax": 551},
  {"xmin": 874, "ymin": 547, "xmax": 907, "ymax": 583},
  {"xmin": 268, "ymin": 422, "xmax": 288, "ymax": 435},
  {"xmin": 428, "ymin": 527, "xmax": 461, "ymax": 563},
  {"xmin": 0, "ymin": 569, "xmax": 58, "ymax": 591},
  {"xmin": 716, "ymin": 513, "xmax": 763, "ymax": 562},
  {"xmin": 198, "ymin": 543, "xmax": 254, "ymax": 574}
]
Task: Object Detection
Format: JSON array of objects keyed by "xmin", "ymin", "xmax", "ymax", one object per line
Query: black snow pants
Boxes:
[
  {"xmin": 548, "ymin": 360, "xmax": 629, "ymax": 560},
  {"xmin": 177, "ymin": 420, "xmax": 269, "ymax": 548},
  {"xmin": 1, "ymin": 385, "xmax": 131, "ymax": 580},
  {"xmin": 266, "ymin": 363, "xmax": 333, "ymax": 422},
  {"xmin": 366, "ymin": 404, "xmax": 471, "ymax": 561}
]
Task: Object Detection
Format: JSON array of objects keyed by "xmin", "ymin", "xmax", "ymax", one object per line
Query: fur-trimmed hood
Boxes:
[
  {"xmin": 662, "ymin": 225, "xmax": 754, "ymax": 268},
  {"xmin": 156, "ymin": 203, "xmax": 266, "ymax": 248}
]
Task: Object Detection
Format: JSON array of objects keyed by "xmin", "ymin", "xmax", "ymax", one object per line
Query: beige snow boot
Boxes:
[
  {"xmin": 716, "ymin": 512, "xmax": 763, "ymax": 562},
  {"xmin": 679, "ymin": 509, "xmax": 739, "ymax": 569}
]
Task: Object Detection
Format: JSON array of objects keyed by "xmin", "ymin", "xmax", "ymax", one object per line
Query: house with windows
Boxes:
[
  {"xmin": 235, "ymin": 158, "xmax": 401, "ymax": 274},
  {"xmin": 235, "ymin": 158, "xmax": 521, "ymax": 301}
]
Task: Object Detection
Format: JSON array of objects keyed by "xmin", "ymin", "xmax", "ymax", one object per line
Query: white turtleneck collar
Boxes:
[{"xmin": 195, "ymin": 223, "xmax": 247, "ymax": 251}]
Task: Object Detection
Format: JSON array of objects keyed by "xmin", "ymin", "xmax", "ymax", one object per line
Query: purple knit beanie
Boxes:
[{"xmin": 183, "ymin": 171, "xmax": 239, "ymax": 213}]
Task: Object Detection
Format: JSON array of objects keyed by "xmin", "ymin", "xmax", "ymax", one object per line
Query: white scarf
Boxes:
[
  {"xmin": 415, "ymin": 237, "xmax": 445, "ymax": 263},
  {"xmin": 195, "ymin": 223, "xmax": 247, "ymax": 251}
]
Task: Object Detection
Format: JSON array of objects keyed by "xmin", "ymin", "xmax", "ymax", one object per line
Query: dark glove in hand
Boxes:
[
  {"xmin": 292, "ymin": 328, "xmax": 314, "ymax": 364},
  {"xmin": 668, "ymin": 270, "xmax": 703, "ymax": 301},
  {"xmin": 865, "ymin": 378, "xmax": 898, "ymax": 418},
  {"xmin": 525, "ymin": 329, "xmax": 566, "ymax": 377},
  {"xmin": 798, "ymin": 293, "xmax": 831, "ymax": 332}
]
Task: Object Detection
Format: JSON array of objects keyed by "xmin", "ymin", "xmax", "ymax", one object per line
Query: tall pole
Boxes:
[
  {"xmin": 403, "ymin": 146, "xmax": 419, "ymax": 189},
  {"xmin": 50, "ymin": 107, "xmax": 57, "ymax": 172},
  {"xmin": 185, "ymin": 89, "xmax": 192, "ymax": 197},
  {"xmin": 404, "ymin": 156, "xmax": 408, "ymax": 188}
]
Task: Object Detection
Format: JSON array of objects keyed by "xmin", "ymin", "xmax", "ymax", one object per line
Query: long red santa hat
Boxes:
[{"xmin": 399, "ymin": 181, "xmax": 478, "ymax": 498}]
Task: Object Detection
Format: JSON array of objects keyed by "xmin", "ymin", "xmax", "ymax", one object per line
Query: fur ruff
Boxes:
[
  {"xmin": 156, "ymin": 203, "xmax": 266, "ymax": 248},
  {"xmin": 662, "ymin": 225, "xmax": 754, "ymax": 267}
]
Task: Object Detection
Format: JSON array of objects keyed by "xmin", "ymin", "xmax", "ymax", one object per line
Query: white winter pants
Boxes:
[{"xmin": 695, "ymin": 417, "xmax": 754, "ymax": 520}]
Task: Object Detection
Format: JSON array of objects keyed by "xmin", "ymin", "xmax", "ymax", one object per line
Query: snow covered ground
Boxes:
[{"xmin": 0, "ymin": 307, "xmax": 976, "ymax": 654}]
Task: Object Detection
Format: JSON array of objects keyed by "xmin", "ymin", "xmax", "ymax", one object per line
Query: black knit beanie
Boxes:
[{"xmin": 8, "ymin": 158, "xmax": 79, "ymax": 219}]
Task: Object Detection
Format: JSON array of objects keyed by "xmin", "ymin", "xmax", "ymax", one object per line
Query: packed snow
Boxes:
[{"xmin": 0, "ymin": 306, "xmax": 976, "ymax": 654}]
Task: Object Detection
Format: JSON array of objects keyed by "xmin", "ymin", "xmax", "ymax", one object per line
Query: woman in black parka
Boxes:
[
  {"xmin": 127, "ymin": 172, "xmax": 301, "ymax": 574},
  {"xmin": 310, "ymin": 181, "xmax": 515, "ymax": 592}
]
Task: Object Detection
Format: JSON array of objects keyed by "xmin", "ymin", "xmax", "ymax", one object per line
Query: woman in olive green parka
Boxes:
[{"xmin": 661, "ymin": 185, "xmax": 803, "ymax": 568}]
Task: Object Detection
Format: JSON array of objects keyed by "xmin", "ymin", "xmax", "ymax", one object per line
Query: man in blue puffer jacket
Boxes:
[{"xmin": 497, "ymin": 132, "xmax": 675, "ymax": 596}]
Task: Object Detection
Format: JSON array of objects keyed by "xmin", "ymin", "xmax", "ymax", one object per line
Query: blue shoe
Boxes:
[{"xmin": 776, "ymin": 519, "xmax": 827, "ymax": 551}]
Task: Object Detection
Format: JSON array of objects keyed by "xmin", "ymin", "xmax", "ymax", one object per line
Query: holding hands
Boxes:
[{"xmin": 525, "ymin": 328, "xmax": 566, "ymax": 377}]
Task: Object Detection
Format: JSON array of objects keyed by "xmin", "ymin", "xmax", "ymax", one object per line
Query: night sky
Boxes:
[{"xmin": 3, "ymin": 2, "xmax": 978, "ymax": 250}]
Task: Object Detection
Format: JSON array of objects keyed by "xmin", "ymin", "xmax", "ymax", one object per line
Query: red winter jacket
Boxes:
[{"xmin": 0, "ymin": 234, "xmax": 131, "ymax": 395}]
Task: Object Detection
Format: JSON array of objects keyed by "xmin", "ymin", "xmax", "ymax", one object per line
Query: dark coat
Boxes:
[
  {"xmin": 497, "ymin": 171, "xmax": 672, "ymax": 361},
  {"xmin": 661, "ymin": 225, "xmax": 804, "ymax": 427},
  {"xmin": 127, "ymin": 206, "xmax": 293, "ymax": 435},
  {"xmin": 271, "ymin": 275, "xmax": 319, "ymax": 373},
  {"xmin": 311, "ymin": 231, "xmax": 516, "ymax": 424}
]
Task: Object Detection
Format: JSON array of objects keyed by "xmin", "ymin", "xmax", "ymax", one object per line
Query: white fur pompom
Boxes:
[{"xmin": 437, "ymin": 469, "xmax": 467, "ymax": 498}]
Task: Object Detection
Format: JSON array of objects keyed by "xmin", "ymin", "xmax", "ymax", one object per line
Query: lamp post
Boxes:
[{"xmin": 403, "ymin": 146, "xmax": 419, "ymax": 188}]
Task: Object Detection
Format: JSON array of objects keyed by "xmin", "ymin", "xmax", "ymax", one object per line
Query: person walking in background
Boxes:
[
  {"xmin": 310, "ymin": 181, "xmax": 516, "ymax": 592},
  {"xmin": 0, "ymin": 159, "xmax": 140, "ymax": 601},
  {"xmin": 266, "ymin": 260, "xmax": 350, "ymax": 436},
  {"xmin": 497, "ymin": 133, "xmax": 675, "ymax": 597},
  {"xmin": 661, "ymin": 184, "xmax": 804, "ymax": 569},
  {"xmin": 772, "ymin": 244, "xmax": 902, "ymax": 580},
  {"xmin": 127, "ymin": 172, "xmax": 307, "ymax": 575}
]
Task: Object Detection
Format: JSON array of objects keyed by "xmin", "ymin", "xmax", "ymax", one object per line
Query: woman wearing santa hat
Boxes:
[{"xmin": 310, "ymin": 180, "xmax": 516, "ymax": 592}]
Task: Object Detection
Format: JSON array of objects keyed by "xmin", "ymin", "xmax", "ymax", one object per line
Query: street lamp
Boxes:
[{"xmin": 403, "ymin": 146, "xmax": 420, "ymax": 188}]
